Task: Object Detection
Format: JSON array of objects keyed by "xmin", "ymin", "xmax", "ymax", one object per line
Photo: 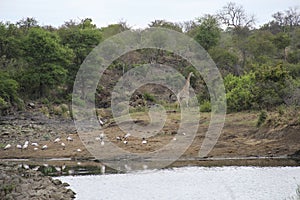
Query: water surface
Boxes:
[{"xmin": 59, "ymin": 166, "xmax": 300, "ymax": 200}]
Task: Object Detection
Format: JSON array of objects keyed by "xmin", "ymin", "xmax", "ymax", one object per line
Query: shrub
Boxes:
[
  {"xmin": 257, "ymin": 110, "xmax": 267, "ymax": 127},
  {"xmin": 0, "ymin": 72, "xmax": 22, "ymax": 114},
  {"xmin": 143, "ymin": 92, "xmax": 156, "ymax": 102},
  {"xmin": 224, "ymin": 73, "xmax": 255, "ymax": 112},
  {"xmin": 200, "ymin": 100, "xmax": 211, "ymax": 112}
]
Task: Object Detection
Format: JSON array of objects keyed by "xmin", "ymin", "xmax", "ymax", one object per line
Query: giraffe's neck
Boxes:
[{"xmin": 185, "ymin": 73, "xmax": 192, "ymax": 89}]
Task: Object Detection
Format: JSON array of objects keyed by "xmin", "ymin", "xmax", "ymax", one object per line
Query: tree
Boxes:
[
  {"xmin": 58, "ymin": 19, "xmax": 102, "ymax": 94},
  {"xmin": 217, "ymin": 2, "xmax": 256, "ymax": 70},
  {"xmin": 193, "ymin": 15, "xmax": 221, "ymax": 50},
  {"xmin": 253, "ymin": 63, "xmax": 291, "ymax": 108},
  {"xmin": 264, "ymin": 7, "xmax": 300, "ymax": 33},
  {"xmin": 246, "ymin": 30, "xmax": 277, "ymax": 63},
  {"xmin": 22, "ymin": 28, "xmax": 73, "ymax": 98},
  {"xmin": 0, "ymin": 71, "xmax": 21, "ymax": 114},
  {"xmin": 273, "ymin": 7, "xmax": 300, "ymax": 30},
  {"xmin": 16, "ymin": 17, "xmax": 39, "ymax": 33},
  {"xmin": 101, "ymin": 21, "xmax": 130, "ymax": 39},
  {"xmin": 208, "ymin": 47, "xmax": 239, "ymax": 75},
  {"xmin": 148, "ymin": 20, "xmax": 182, "ymax": 32},
  {"xmin": 217, "ymin": 2, "xmax": 255, "ymax": 29},
  {"xmin": 0, "ymin": 22, "xmax": 23, "ymax": 60},
  {"xmin": 224, "ymin": 72, "xmax": 256, "ymax": 111}
]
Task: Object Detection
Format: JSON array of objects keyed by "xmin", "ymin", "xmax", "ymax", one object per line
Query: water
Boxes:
[{"xmin": 59, "ymin": 166, "xmax": 300, "ymax": 200}]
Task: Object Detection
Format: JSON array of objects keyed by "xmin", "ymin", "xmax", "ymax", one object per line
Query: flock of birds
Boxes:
[
  {"xmin": 2, "ymin": 135, "xmax": 84, "ymax": 152},
  {"xmin": 3, "ymin": 117, "xmax": 152, "ymax": 151},
  {"xmin": 95, "ymin": 132, "xmax": 148, "ymax": 146},
  {"xmin": 3, "ymin": 132, "xmax": 149, "ymax": 152}
]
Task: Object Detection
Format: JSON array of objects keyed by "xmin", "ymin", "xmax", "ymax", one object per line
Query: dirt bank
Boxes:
[{"xmin": 0, "ymin": 110, "xmax": 299, "ymax": 162}]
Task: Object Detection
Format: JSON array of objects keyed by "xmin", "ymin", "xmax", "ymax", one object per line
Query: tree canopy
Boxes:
[{"xmin": 0, "ymin": 3, "xmax": 300, "ymax": 114}]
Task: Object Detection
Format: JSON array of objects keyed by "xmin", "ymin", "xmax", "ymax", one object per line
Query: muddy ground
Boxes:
[{"xmin": 0, "ymin": 110, "xmax": 300, "ymax": 165}]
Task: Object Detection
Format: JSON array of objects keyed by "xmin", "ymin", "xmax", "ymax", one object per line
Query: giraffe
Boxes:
[{"xmin": 177, "ymin": 72, "xmax": 194, "ymax": 108}]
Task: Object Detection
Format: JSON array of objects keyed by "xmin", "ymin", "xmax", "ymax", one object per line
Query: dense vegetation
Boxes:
[{"xmin": 0, "ymin": 2, "xmax": 299, "ymax": 115}]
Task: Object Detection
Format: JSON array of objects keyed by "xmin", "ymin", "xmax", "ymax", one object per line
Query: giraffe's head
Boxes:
[{"xmin": 189, "ymin": 71, "xmax": 194, "ymax": 78}]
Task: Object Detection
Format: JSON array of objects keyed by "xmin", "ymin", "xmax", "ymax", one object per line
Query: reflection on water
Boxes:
[{"xmin": 5, "ymin": 156, "xmax": 300, "ymax": 176}]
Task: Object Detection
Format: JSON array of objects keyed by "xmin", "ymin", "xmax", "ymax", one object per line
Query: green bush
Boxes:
[
  {"xmin": 200, "ymin": 100, "xmax": 211, "ymax": 112},
  {"xmin": 224, "ymin": 73, "xmax": 256, "ymax": 112},
  {"xmin": 0, "ymin": 72, "xmax": 22, "ymax": 114},
  {"xmin": 143, "ymin": 92, "xmax": 156, "ymax": 102},
  {"xmin": 257, "ymin": 110, "xmax": 267, "ymax": 127}
]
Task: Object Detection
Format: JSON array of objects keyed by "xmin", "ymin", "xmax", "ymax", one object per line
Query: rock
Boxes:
[
  {"xmin": 288, "ymin": 149, "xmax": 300, "ymax": 159},
  {"xmin": 62, "ymin": 182, "xmax": 70, "ymax": 187},
  {"xmin": 52, "ymin": 179, "xmax": 62, "ymax": 185},
  {"xmin": 0, "ymin": 163, "xmax": 75, "ymax": 200}
]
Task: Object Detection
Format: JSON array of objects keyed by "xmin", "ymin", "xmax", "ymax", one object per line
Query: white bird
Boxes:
[
  {"xmin": 142, "ymin": 138, "xmax": 147, "ymax": 144},
  {"xmin": 66, "ymin": 136, "xmax": 73, "ymax": 142},
  {"xmin": 16, "ymin": 144, "xmax": 22, "ymax": 150},
  {"xmin": 62, "ymin": 164, "xmax": 66, "ymax": 171},
  {"xmin": 54, "ymin": 138, "xmax": 61, "ymax": 143},
  {"xmin": 24, "ymin": 141, "xmax": 29, "ymax": 146},
  {"xmin": 143, "ymin": 164, "xmax": 148, "ymax": 170},
  {"xmin": 123, "ymin": 140, "xmax": 128, "ymax": 144},
  {"xmin": 32, "ymin": 166, "xmax": 40, "ymax": 171},
  {"xmin": 42, "ymin": 145, "xmax": 48, "ymax": 150},
  {"xmin": 124, "ymin": 133, "xmax": 131, "ymax": 139},
  {"xmin": 31, "ymin": 142, "xmax": 39, "ymax": 147},
  {"xmin": 61, "ymin": 142, "xmax": 66, "ymax": 150},
  {"xmin": 43, "ymin": 163, "xmax": 49, "ymax": 167},
  {"xmin": 33, "ymin": 147, "xmax": 38, "ymax": 151},
  {"xmin": 76, "ymin": 148, "xmax": 82, "ymax": 152},
  {"xmin": 55, "ymin": 166, "xmax": 62, "ymax": 172},
  {"xmin": 116, "ymin": 136, "xmax": 122, "ymax": 141},
  {"xmin": 182, "ymin": 132, "xmax": 186, "ymax": 136},
  {"xmin": 23, "ymin": 164, "xmax": 30, "ymax": 170},
  {"xmin": 97, "ymin": 133, "xmax": 105, "ymax": 145},
  {"xmin": 99, "ymin": 133, "xmax": 104, "ymax": 139},
  {"xmin": 4, "ymin": 144, "xmax": 11, "ymax": 150},
  {"xmin": 22, "ymin": 143, "xmax": 28, "ymax": 150},
  {"xmin": 124, "ymin": 164, "xmax": 131, "ymax": 171},
  {"xmin": 173, "ymin": 137, "xmax": 177, "ymax": 141},
  {"xmin": 101, "ymin": 165, "xmax": 105, "ymax": 174},
  {"xmin": 98, "ymin": 118, "xmax": 104, "ymax": 126}
]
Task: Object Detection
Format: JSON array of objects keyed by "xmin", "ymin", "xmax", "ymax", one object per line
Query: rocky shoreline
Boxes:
[
  {"xmin": 0, "ymin": 110, "xmax": 76, "ymax": 145},
  {"xmin": 0, "ymin": 162, "xmax": 76, "ymax": 200}
]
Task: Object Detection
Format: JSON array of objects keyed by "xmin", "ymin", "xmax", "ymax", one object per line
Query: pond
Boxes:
[{"xmin": 59, "ymin": 166, "xmax": 300, "ymax": 200}]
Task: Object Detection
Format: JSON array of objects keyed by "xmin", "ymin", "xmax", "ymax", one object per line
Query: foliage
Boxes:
[
  {"xmin": 21, "ymin": 28, "xmax": 73, "ymax": 98},
  {"xmin": 256, "ymin": 110, "xmax": 267, "ymax": 127},
  {"xmin": 0, "ymin": 72, "xmax": 22, "ymax": 113},
  {"xmin": 149, "ymin": 20, "xmax": 182, "ymax": 32},
  {"xmin": 193, "ymin": 15, "xmax": 221, "ymax": 50},
  {"xmin": 143, "ymin": 92, "xmax": 156, "ymax": 102},
  {"xmin": 209, "ymin": 47, "xmax": 239, "ymax": 74},
  {"xmin": 58, "ymin": 19, "xmax": 102, "ymax": 93},
  {"xmin": 246, "ymin": 30, "xmax": 276, "ymax": 62},
  {"xmin": 224, "ymin": 73, "xmax": 256, "ymax": 111},
  {"xmin": 253, "ymin": 63, "xmax": 291, "ymax": 108},
  {"xmin": 0, "ymin": 3, "xmax": 300, "ymax": 115},
  {"xmin": 200, "ymin": 100, "xmax": 211, "ymax": 112}
]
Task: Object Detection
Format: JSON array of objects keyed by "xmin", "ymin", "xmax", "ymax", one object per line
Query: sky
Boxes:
[{"xmin": 0, "ymin": 0, "xmax": 299, "ymax": 29}]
